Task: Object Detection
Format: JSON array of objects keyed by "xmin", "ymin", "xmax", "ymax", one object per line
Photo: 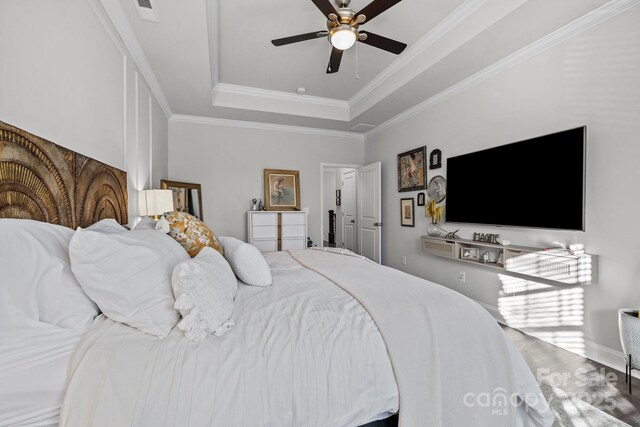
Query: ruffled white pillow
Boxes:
[
  {"xmin": 172, "ymin": 247, "xmax": 237, "ymax": 342},
  {"xmin": 218, "ymin": 237, "xmax": 272, "ymax": 287}
]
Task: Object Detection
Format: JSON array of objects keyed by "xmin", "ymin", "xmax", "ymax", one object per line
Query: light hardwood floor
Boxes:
[
  {"xmin": 502, "ymin": 325, "xmax": 640, "ymax": 426},
  {"xmin": 363, "ymin": 325, "xmax": 640, "ymax": 427}
]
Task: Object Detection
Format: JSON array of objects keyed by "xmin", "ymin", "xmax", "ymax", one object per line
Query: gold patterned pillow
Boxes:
[{"xmin": 163, "ymin": 211, "xmax": 223, "ymax": 257}]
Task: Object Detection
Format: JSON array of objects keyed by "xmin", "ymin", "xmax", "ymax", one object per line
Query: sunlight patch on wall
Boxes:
[{"xmin": 498, "ymin": 274, "xmax": 585, "ymax": 354}]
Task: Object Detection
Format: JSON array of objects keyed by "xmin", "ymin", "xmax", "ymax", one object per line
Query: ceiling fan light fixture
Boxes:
[{"xmin": 330, "ymin": 25, "xmax": 357, "ymax": 50}]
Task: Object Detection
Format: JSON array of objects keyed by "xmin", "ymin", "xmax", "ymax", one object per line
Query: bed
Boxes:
[{"xmin": 0, "ymin": 122, "xmax": 554, "ymax": 427}]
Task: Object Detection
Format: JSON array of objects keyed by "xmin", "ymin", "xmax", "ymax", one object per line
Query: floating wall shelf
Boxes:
[{"xmin": 421, "ymin": 236, "xmax": 597, "ymax": 286}]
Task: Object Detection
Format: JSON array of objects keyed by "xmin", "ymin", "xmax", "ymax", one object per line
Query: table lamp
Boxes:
[{"xmin": 139, "ymin": 189, "xmax": 174, "ymax": 233}]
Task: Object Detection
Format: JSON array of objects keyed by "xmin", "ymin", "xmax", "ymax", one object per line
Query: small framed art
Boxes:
[
  {"xmin": 264, "ymin": 169, "xmax": 301, "ymax": 211},
  {"xmin": 400, "ymin": 198, "xmax": 415, "ymax": 227},
  {"xmin": 429, "ymin": 149, "xmax": 442, "ymax": 169},
  {"xmin": 460, "ymin": 247, "xmax": 480, "ymax": 261},
  {"xmin": 417, "ymin": 192, "xmax": 425, "ymax": 206}
]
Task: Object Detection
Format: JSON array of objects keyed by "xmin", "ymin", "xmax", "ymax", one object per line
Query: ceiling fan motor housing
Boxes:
[
  {"xmin": 270, "ymin": 0, "xmax": 407, "ymax": 73},
  {"xmin": 327, "ymin": 7, "xmax": 360, "ymax": 40}
]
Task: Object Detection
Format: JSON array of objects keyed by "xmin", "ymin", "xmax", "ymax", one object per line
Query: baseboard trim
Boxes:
[{"xmin": 476, "ymin": 301, "xmax": 640, "ymax": 380}]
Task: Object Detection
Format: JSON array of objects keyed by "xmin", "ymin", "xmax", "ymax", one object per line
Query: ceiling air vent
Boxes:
[
  {"xmin": 133, "ymin": 0, "xmax": 159, "ymax": 22},
  {"xmin": 350, "ymin": 123, "xmax": 376, "ymax": 132}
]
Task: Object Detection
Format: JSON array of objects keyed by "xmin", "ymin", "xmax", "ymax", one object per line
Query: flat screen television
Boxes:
[{"xmin": 446, "ymin": 126, "xmax": 586, "ymax": 231}]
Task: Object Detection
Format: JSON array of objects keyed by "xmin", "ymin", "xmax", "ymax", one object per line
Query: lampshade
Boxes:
[
  {"xmin": 330, "ymin": 26, "xmax": 357, "ymax": 50},
  {"xmin": 139, "ymin": 189, "xmax": 174, "ymax": 217}
]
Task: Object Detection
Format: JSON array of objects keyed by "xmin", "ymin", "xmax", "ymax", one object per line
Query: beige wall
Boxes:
[
  {"xmin": 365, "ymin": 5, "xmax": 640, "ymax": 369},
  {"xmin": 168, "ymin": 120, "xmax": 364, "ymax": 245},
  {"xmin": 0, "ymin": 0, "xmax": 169, "ymax": 225}
]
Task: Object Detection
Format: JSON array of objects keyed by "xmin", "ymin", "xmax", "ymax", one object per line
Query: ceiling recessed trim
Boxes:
[
  {"xmin": 212, "ymin": 83, "xmax": 351, "ymax": 121},
  {"xmin": 365, "ymin": 0, "xmax": 640, "ymax": 139},
  {"xmin": 351, "ymin": 123, "xmax": 377, "ymax": 132},
  {"xmin": 100, "ymin": 0, "xmax": 172, "ymax": 117},
  {"xmin": 349, "ymin": 0, "xmax": 488, "ymax": 107},
  {"xmin": 213, "ymin": 83, "xmax": 349, "ymax": 108},
  {"xmin": 171, "ymin": 114, "xmax": 364, "ymax": 141}
]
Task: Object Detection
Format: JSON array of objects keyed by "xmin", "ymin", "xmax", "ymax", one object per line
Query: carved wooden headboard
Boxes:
[{"xmin": 0, "ymin": 121, "xmax": 128, "ymax": 228}]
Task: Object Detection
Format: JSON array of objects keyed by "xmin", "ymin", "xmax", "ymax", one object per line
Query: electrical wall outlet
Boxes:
[
  {"xmin": 458, "ymin": 271, "xmax": 466, "ymax": 283},
  {"xmin": 401, "ymin": 256, "xmax": 407, "ymax": 266}
]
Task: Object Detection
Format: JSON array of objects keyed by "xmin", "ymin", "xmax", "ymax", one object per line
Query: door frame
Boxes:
[{"xmin": 319, "ymin": 163, "xmax": 361, "ymax": 248}]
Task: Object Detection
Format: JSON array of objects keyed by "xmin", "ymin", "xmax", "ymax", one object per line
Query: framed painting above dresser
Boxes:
[
  {"xmin": 263, "ymin": 169, "xmax": 300, "ymax": 211},
  {"xmin": 248, "ymin": 210, "xmax": 307, "ymax": 252}
]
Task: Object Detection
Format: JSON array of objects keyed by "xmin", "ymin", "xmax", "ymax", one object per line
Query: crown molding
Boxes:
[
  {"xmin": 100, "ymin": 0, "xmax": 637, "ymax": 137},
  {"xmin": 170, "ymin": 114, "xmax": 364, "ymax": 141},
  {"xmin": 349, "ymin": 0, "xmax": 487, "ymax": 107},
  {"xmin": 365, "ymin": 0, "xmax": 640, "ymax": 139},
  {"xmin": 99, "ymin": 0, "xmax": 173, "ymax": 118}
]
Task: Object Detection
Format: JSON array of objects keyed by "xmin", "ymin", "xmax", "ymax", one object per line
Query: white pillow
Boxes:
[
  {"xmin": 0, "ymin": 219, "xmax": 98, "ymax": 329},
  {"xmin": 218, "ymin": 237, "xmax": 272, "ymax": 287},
  {"xmin": 172, "ymin": 247, "xmax": 237, "ymax": 342},
  {"xmin": 69, "ymin": 227, "xmax": 189, "ymax": 338},
  {"xmin": 86, "ymin": 218, "xmax": 127, "ymax": 234}
]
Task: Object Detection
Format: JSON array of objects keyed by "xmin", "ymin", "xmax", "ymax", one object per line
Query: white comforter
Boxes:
[
  {"xmin": 289, "ymin": 249, "xmax": 554, "ymax": 427},
  {"xmin": 60, "ymin": 250, "xmax": 552, "ymax": 427},
  {"xmin": 60, "ymin": 252, "xmax": 399, "ymax": 427},
  {"xmin": 0, "ymin": 320, "xmax": 86, "ymax": 427}
]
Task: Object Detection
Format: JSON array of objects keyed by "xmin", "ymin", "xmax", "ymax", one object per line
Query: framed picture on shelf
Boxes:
[
  {"xmin": 400, "ymin": 198, "xmax": 415, "ymax": 227},
  {"xmin": 160, "ymin": 180, "xmax": 203, "ymax": 220},
  {"xmin": 264, "ymin": 169, "xmax": 300, "ymax": 211},
  {"xmin": 417, "ymin": 192, "xmax": 425, "ymax": 206},
  {"xmin": 397, "ymin": 146, "xmax": 427, "ymax": 192},
  {"xmin": 461, "ymin": 247, "xmax": 480, "ymax": 261}
]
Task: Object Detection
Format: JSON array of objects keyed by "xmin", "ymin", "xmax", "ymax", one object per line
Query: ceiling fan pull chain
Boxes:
[{"xmin": 355, "ymin": 41, "xmax": 359, "ymax": 80}]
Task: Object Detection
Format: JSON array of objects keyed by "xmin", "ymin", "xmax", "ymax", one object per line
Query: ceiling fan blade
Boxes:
[
  {"xmin": 359, "ymin": 31, "xmax": 407, "ymax": 54},
  {"xmin": 272, "ymin": 31, "xmax": 327, "ymax": 46},
  {"xmin": 355, "ymin": 0, "xmax": 402, "ymax": 24},
  {"xmin": 326, "ymin": 47, "xmax": 343, "ymax": 74},
  {"xmin": 310, "ymin": 0, "xmax": 339, "ymax": 20}
]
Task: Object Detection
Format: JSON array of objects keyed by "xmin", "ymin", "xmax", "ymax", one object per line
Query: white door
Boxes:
[
  {"xmin": 357, "ymin": 162, "xmax": 382, "ymax": 263},
  {"xmin": 342, "ymin": 170, "xmax": 357, "ymax": 252}
]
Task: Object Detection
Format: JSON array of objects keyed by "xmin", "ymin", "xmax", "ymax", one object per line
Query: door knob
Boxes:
[
  {"xmin": 374, "ymin": 222, "xmax": 383, "ymax": 227},
  {"xmin": 350, "ymin": 220, "xmax": 355, "ymax": 223}
]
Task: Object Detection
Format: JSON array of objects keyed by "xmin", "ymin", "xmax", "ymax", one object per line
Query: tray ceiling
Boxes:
[{"xmin": 113, "ymin": 0, "xmax": 615, "ymax": 134}]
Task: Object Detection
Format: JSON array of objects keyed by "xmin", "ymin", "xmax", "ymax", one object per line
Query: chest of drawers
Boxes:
[{"xmin": 247, "ymin": 211, "xmax": 307, "ymax": 252}]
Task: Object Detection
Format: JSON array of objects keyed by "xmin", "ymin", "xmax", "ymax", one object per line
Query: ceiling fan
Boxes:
[{"xmin": 271, "ymin": 0, "xmax": 406, "ymax": 74}]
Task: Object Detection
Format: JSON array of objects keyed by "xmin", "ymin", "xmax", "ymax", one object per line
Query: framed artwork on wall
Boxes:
[
  {"xmin": 160, "ymin": 179, "xmax": 203, "ymax": 220},
  {"xmin": 417, "ymin": 192, "xmax": 425, "ymax": 206},
  {"xmin": 400, "ymin": 198, "xmax": 415, "ymax": 227},
  {"xmin": 429, "ymin": 149, "xmax": 442, "ymax": 169},
  {"xmin": 397, "ymin": 146, "xmax": 427, "ymax": 192},
  {"xmin": 264, "ymin": 169, "xmax": 301, "ymax": 211}
]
